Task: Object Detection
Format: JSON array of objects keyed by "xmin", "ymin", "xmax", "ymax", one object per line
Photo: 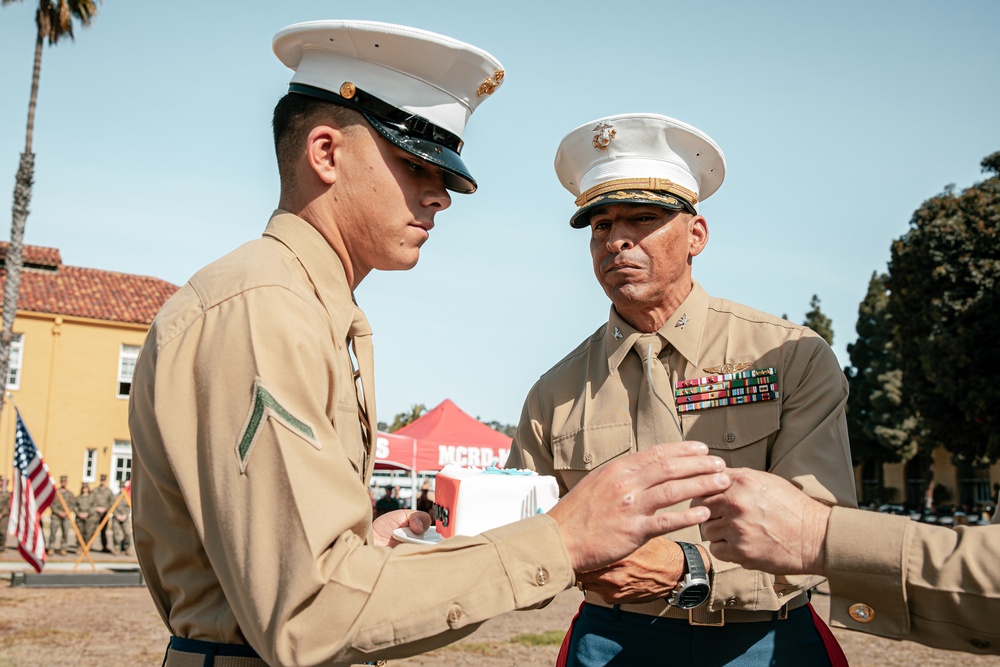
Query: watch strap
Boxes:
[{"xmin": 677, "ymin": 541, "xmax": 706, "ymax": 579}]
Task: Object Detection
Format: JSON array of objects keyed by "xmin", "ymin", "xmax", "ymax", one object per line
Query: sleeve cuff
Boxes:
[
  {"xmin": 483, "ymin": 513, "xmax": 574, "ymax": 608},
  {"xmin": 825, "ymin": 506, "xmax": 911, "ymax": 638}
]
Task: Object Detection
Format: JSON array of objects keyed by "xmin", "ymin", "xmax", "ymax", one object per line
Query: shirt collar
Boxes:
[
  {"xmin": 604, "ymin": 280, "xmax": 709, "ymax": 373},
  {"xmin": 262, "ymin": 210, "xmax": 357, "ymax": 346}
]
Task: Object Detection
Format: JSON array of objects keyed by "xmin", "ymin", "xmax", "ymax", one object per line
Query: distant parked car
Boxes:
[{"xmin": 878, "ymin": 504, "xmax": 906, "ymax": 515}]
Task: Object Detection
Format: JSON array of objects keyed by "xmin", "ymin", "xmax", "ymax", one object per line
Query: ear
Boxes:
[
  {"xmin": 305, "ymin": 124, "xmax": 345, "ymax": 186},
  {"xmin": 688, "ymin": 215, "xmax": 709, "ymax": 258}
]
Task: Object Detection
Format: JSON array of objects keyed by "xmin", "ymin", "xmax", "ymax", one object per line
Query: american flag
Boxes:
[{"xmin": 8, "ymin": 410, "xmax": 56, "ymax": 572}]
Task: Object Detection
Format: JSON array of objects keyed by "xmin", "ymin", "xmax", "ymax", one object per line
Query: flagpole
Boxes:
[{"xmin": 2, "ymin": 392, "xmax": 12, "ymax": 487}]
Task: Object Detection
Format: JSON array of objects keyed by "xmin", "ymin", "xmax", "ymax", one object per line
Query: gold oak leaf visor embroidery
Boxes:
[{"xmin": 237, "ymin": 378, "xmax": 318, "ymax": 473}]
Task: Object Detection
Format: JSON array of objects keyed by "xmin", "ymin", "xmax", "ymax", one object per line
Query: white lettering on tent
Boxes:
[
  {"xmin": 375, "ymin": 436, "xmax": 390, "ymax": 460},
  {"xmin": 437, "ymin": 446, "xmax": 511, "ymax": 467}
]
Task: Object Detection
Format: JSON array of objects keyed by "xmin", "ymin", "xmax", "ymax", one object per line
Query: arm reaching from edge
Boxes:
[{"xmin": 696, "ymin": 467, "xmax": 829, "ymax": 575}]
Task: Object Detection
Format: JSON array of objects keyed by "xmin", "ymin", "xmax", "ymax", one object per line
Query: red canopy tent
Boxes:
[
  {"xmin": 374, "ymin": 399, "xmax": 512, "ymax": 472},
  {"xmin": 373, "ymin": 399, "xmax": 513, "ymax": 509}
]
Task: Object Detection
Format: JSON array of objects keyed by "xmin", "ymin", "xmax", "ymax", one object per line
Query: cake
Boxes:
[{"xmin": 431, "ymin": 464, "xmax": 560, "ymax": 538}]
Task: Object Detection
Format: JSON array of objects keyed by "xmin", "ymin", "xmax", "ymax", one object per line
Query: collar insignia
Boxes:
[
  {"xmin": 613, "ymin": 326, "xmax": 623, "ymax": 340},
  {"xmin": 701, "ymin": 362, "xmax": 753, "ymax": 374},
  {"xmin": 675, "ymin": 313, "xmax": 688, "ymax": 329},
  {"xmin": 592, "ymin": 122, "xmax": 617, "ymax": 151}
]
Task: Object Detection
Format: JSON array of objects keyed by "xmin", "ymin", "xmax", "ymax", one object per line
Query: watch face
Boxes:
[{"xmin": 674, "ymin": 582, "xmax": 711, "ymax": 609}]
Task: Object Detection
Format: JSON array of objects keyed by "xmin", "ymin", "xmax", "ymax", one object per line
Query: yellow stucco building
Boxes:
[{"xmin": 0, "ymin": 243, "xmax": 176, "ymax": 494}]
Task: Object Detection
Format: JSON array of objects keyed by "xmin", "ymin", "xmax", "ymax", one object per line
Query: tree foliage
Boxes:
[
  {"xmin": 801, "ymin": 294, "xmax": 834, "ymax": 346},
  {"xmin": 387, "ymin": 404, "xmax": 427, "ymax": 432},
  {"xmin": 888, "ymin": 151, "xmax": 1000, "ymax": 464},
  {"xmin": 844, "ymin": 272, "xmax": 921, "ymax": 465},
  {"xmin": 0, "ymin": 0, "xmax": 100, "ymax": 425}
]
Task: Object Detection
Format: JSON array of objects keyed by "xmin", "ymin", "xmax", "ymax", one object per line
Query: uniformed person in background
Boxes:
[
  {"xmin": 47, "ymin": 475, "xmax": 75, "ymax": 556},
  {"xmin": 111, "ymin": 485, "xmax": 132, "ymax": 556},
  {"xmin": 506, "ymin": 113, "xmax": 858, "ymax": 666},
  {"xmin": 698, "ymin": 467, "xmax": 1000, "ymax": 655},
  {"xmin": 73, "ymin": 482, "xmax": 97, "ymax": 550},
  {"xmin": 128, "ymin": 21, "xmax": 732, "ymax": 667},
  {"xmin": 373, "ymin": 484, "xmax": 401, "ymax": 517},
  {"xmin": 92, "ymin": 473, "xmax": 115, "ymax": 553},
  {"xmin": 0, "ymin": 477, "xmax": 10, "ymax": 549}
]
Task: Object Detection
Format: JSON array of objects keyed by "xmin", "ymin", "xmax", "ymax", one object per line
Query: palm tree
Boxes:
[{"xmin": 0, "ymin": 0, "xmax": 99, "ymax": 420}]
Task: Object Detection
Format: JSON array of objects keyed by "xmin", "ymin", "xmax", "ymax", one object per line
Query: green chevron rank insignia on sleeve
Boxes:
[{"xmin": 236, "ymin": 377, "xmax": 318, "ymax": 473}]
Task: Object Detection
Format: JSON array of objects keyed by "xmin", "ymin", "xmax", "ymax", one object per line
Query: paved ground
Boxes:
[{"xmin": 2, "ymin": 536, "xmax": 998, "ymax": 665}]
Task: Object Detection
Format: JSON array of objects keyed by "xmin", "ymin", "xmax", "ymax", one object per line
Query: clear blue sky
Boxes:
[{"xmin": 1, "ymin": 1, "xmax": 998, "ymax": 426}]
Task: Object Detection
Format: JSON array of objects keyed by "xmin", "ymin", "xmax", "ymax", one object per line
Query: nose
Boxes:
[
  {"xmin": 606, "ymin": 222, "xmax": 634, "ymax": 253},
  {"xmin": 424, "ymin": 179, "xmax": 452, "ymax": 213}
]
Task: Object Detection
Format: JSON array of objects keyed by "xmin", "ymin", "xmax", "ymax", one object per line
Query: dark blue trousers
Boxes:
[{"xmin": 566, "ymin": 603, "xmax": 834, "ymax": 666}]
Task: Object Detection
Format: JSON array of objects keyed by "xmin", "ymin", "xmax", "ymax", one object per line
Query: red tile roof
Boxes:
[{"xmin": 0, "ymin": 242, "xmax": 178, "ymax": 325}]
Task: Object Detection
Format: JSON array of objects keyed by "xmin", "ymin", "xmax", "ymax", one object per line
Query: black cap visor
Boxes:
[
  {"xmin": 569, "ymin": 189, "xmax": 696, "ymax": 228},
  {"xmin": 289, "ymin": 82, "xmax": 476, "ymax": 194}
]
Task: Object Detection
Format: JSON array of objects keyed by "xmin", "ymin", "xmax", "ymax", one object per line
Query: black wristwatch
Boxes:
[{"xmin": 667, "ymin": 542, "xmax": 711, "ymax": 609}]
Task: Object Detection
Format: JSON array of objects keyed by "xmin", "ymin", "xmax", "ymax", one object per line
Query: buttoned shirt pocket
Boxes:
[
  {"xmin": 551, "ymin": 423, "xmax": 634, "ymax": 472},
  {"xmin": 681, "ymin": 402, "xmax": 779, "ymax": 469}
]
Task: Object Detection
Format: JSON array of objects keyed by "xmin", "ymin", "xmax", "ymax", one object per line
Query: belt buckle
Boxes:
[
  {"xmin": 777, "ymin": 602, "xmax": 789, "ymax": 620},
  {"xmin": 688, "ymin": 608, "xmax": 725, "ymax": 627}
]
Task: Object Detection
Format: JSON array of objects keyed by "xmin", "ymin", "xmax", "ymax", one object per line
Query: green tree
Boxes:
[
  {"xmin": 844, "ymin": 272, "xmax": 921, "ymax": 468},
  {"xmin": 479, "ymin": 419, "xmax": 517, "ymax": 438},
  {"xmin": 802, "ymin": 294, "xmax": 834, "ymax": 346},
  {"xmin": 888, "ymin": 151, "xmax": 1000, "ymax": 463},
  {"xmin": 388, "ymin": 404, "xmax": 427, "ymax": 432},
  {"xmin": 0, "ymin": 0, "xmax": 100, "ymax": 419}
]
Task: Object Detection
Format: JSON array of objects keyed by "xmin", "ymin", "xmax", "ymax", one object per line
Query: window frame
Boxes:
[
  {"xmin": 117, "ymin": 344, "xmax": 141, "ymax": 398},
  {"xmin": 82, "ymin": 448, "xmax": 97, "ymax": 483},
  {"xmin": 6, "ymin": 332, "xmax": 24, "ymax": 390}
]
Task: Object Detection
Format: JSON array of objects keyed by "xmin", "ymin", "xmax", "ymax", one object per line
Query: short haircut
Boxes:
[{"xmin": 272, "ymin": 92, "xmax": 366, "ymax": 186}]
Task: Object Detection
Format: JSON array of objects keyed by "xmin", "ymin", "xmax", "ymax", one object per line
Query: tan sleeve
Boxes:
[
  {"xmin": 705, "ymin": 334, "xmax": 858, "ymax": 610},
  {"xmin": 826, "ymin": 507, "xmax": 1000, "ymax": 654},
  {"xmin": 505, "ymin": 383, "xmax": 556, "ymax": 475},
  {"xmin": 138, "ymin": 286, "xmax": 572, "ymax": 666}
]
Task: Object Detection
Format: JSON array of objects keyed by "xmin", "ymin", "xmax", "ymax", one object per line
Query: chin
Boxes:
[{"xmin": 381, "ymin": 253, "xmax": 420, "ymax": 272}]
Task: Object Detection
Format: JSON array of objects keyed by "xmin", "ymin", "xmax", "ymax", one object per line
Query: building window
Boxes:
[
  {"xmin": 83, "ymin": 448, "xmax": 97, "ymax": 483},
  {"xmin": 117, "ymin": 344, "xmax": 140, "ymax": 398},
  {"xmin": 112, "ymin": 440, "xmax": 132, "ymax": 492},
  {"xmin": 6, "ymin": 333, "xmax": 23, "ymax": 389},
  {"xmin": 958, "ymin": 461, "xmax": 992, "ymax": 509}
]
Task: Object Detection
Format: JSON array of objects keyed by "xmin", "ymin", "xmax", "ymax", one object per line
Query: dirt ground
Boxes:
[{"xmin": 1, "ymin": 567, "xmax": 998, "ymax": 667}]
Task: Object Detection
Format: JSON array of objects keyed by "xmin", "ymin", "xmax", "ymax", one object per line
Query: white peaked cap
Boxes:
[
  {"xmin": 554, "ymin": 113, "xmax": 726, "ymax": 227},
  {"xmin": 272, "ymin": 20, "xmax": 506, "ymax": 193}
]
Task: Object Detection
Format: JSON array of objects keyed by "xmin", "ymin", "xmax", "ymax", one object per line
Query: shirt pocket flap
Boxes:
[
  {"xmin": 551, "ymin": 423, "xmax": 633, "ymax": 471},
  {"xmin": 683, "ymin": 401, "xmax": 780, "ymax": 451}
]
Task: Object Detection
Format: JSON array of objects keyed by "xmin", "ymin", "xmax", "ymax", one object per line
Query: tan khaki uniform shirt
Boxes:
[
  {"xmin": 826, "ymin": 506, "xmax": 1000, "ymax": 654},
  {"xmin": 128, "ymin": 212, "xmax": 572, "ymax": 666},
  {"xmin": 507, "ymin": 281, "xmax": 857, "ymax": 619}
]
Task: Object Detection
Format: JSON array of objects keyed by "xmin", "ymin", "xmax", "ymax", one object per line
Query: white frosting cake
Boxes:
[{"xmin": 432, "ymin": 464, "xmax": 560, "ymax": 538}]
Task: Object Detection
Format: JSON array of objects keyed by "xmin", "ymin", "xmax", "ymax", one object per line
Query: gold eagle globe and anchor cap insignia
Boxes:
[
  {"xmin": 477, "ymin": 69, "xmax": 505, "ymax": 96},
  {"xmin": 592, "ymin": 122, "xmax": 617, "ymax": 151}
]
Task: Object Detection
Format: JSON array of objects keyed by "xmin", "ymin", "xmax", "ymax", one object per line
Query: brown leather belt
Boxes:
[{"xmin": 583, "ymin": 590, "xmax": 810, "ymax": 625}]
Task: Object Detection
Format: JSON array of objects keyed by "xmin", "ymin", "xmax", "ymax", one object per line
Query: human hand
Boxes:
[
  {"xmin": 547, "ymin": 441, "xmax": 729, "ymax": 573},
  {"xmin": 696, "ymin": 468, "xmax": 830, "ymax": 575},
  {"xmin": 372, "ymin": 509, "xmax": 432, "ymax": 547},
  {"xmin": 577, "ymin": 538, "xmax": 709, "ymax": 604}
]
